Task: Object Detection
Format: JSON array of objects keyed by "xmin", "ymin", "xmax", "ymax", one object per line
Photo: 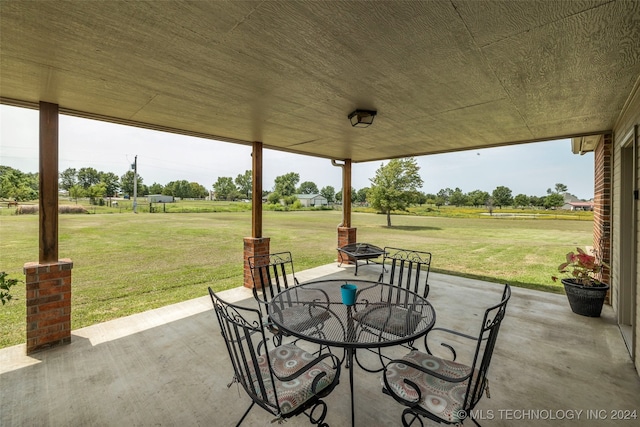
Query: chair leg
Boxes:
[
  {"xmin": 401, "ymin": 408, "xmax": 424, "ymax": 427},
  {"xmin": 236, "ymin": 401, "xmax": 255, "ymax": 427},
  {"xmin": 306, "ymin": 399, "xmax": 329, "ymax": 426}
]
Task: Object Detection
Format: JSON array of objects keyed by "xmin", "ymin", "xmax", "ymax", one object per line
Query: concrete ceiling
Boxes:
[{"xmin": 1, "ymin": 0, "xmax": 639, "ymax": 163}]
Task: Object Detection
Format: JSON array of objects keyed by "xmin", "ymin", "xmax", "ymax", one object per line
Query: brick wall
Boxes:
[
  {"xmin": 243, "ymin": 237, "xmax": 270, "ymax": 288},
  {"xmin": 593, "ymin": 133, "xmax": 612, "ymax": 287},
  {"xmin": 24, "ymin": 259, "xmax": 73, "ymax": 354},
  {"xmin": 337, "ymin": 227, "xmax": 357, "ymax": 263}
]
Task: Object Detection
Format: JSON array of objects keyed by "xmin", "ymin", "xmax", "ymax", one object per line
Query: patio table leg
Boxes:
[
  {"xmin": 344, "ymin": 306, "xmax": 356, "ymax": 427},
  {"xmin": 348, "ymin": 347, "xmax": 355, "ymax": 427}
]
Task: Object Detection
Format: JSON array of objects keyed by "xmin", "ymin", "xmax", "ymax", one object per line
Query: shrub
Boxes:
[
  {"xmin": 15, "ymin": 205, "xmax": 89, "ymax": 215},
  {"xmin": 59, "ymin": 205, "xmax": 89, "ymax": 214},
  {"xmin": 15, "ymin": 205, "xmax": 38, "ymax": 215}
]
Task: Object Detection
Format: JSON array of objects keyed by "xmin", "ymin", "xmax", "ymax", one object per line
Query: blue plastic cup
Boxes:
[{"xmin": 341, "ymin": 283, "xmax": 357, "ymax": 306}]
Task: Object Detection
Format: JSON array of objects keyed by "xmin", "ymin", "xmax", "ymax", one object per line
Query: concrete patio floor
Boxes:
[{"xmin": 1, "ymin": 262, "xmax": 639, "ymax": 426}]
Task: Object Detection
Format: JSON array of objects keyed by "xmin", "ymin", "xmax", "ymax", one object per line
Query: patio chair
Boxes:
[
  {"xmin": 248, "ymin": 251, "xmax": 300, "ymax": 303},
  {"xmin": 208, "ymin": 287, "xmax": 341, "ymax": 426},
  {"xmin": 378, "ymin": 247, "xmax": 432, "ymax": 297},
  {"xmin": 352, "ymin": 247, "xmax": 432, "ymax": 364},
  {"xmin": 381, "ymin": 284, "xmax": 511, "ymax": 426},
  {"xmin": 248, "ymin": 251, "xmax": 330, "ymax": 343}
]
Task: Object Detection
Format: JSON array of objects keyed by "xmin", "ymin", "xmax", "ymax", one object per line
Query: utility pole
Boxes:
[{"xmin": 132, "ymin": 155, "xmax": 138, "ymax": 214}]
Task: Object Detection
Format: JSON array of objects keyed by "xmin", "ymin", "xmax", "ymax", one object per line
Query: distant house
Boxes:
[
  {"xmin": 560, "ymin": 192, "xmax": 594, "ymax": 211},
  {"xmin": 296, "ymin": 194, "xmax": 328, "ymax": 207},
  {"xmin": 562, "ymin": 201, "xmax": 594, "ymax": 211},
  {"xmin": 562, "ymin": 192, "xmax": 581, "ymax": 203},
  {"xmin": 148, "ymin": 194, "xmax": 174, "ymax": 203}
]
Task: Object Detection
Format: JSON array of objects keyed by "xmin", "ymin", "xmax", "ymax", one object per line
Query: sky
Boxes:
[{"xmin": 0, "ymin": 104, "xmax": 595, "ymax": 199}]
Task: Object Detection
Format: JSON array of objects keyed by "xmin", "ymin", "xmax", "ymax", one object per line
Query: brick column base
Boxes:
[
  {"xmin": 243, "ymin": 237, "xmax": 270, "ymax": 288},
  {"xmin": 24, "ymin": 259, "xmax": 73, "ymax": 354},
  {"xmin": 337, "ymin": 227, "xmax": 357, "ymax": 264}
]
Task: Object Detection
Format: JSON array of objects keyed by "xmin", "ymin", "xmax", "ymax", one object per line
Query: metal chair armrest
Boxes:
[
  {"xmin": 424, "ymin": 327, "xmax": 478, "ymax": 361},
  {"xmin": 382, "ymin": 369, "xmax": 422, "ymax": 407},
  {"xmin": 428, "ymin": 327, "xmax": 477, "ymax": 341}
]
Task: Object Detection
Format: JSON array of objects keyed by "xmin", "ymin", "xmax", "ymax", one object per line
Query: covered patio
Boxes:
[
  {"xmin": 1, "ymin": 3, "xmax": 639, "ymax": 421},
  {"xmin": 2, "ymin": 264, "xmax": 638, "ymax": 426}
]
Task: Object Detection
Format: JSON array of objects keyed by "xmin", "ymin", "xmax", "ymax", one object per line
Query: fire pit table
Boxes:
[{"xmin": 337, "ymin": 243, "xmax": 386, "ymax": 276}]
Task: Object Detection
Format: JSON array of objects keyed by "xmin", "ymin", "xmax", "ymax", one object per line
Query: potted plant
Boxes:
[{"xmin": 552, "ymin": 247, "xmax": 609, "ymax": 317}]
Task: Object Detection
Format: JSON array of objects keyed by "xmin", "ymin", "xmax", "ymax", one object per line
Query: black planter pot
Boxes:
[{"xmin": 561, "ymin": 278, "xmax": 609, "ymax": 317}]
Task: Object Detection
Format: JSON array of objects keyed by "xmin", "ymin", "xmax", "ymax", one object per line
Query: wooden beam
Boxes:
[
  {"xmin": 343, "ymin": 159, "xmax": 352, "ymax": 228},
  {"xmin": 251, "ymin": 141, "xmax": 263, "ymax": 238},
  {"xmin": 39, "ymin": 101, "xmax": 59, "ymax": 263}
]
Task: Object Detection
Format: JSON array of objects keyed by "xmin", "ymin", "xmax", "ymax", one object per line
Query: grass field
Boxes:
[{"xmin": 0, "ymin": 204, "xmax": 592, "ymax": 348}]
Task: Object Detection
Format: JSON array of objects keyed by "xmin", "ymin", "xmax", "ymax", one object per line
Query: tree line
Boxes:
[{"xmin": 1, "ymin": 162, "xmax": 577, "ymax": 226}]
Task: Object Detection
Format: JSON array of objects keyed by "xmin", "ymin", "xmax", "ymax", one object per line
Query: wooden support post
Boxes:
[
  {"xmin": 39, "ymin": 101, "xmax": 59, "ymax": 263},
  {"xmin": 343, "ymin": 159, "xmax": 352, "ymax": 228},
  {"xmin": 252, "ymin": 141, "xmax": 263, "ymax": 238},
  {"xmin": 26, "ymin": 102, "xmax": 73, "ymax": 353},
  {"xmin": 245, "ymin": 142, "xmax": 268, "ymax": 288},
  {"xmin": 336, "ymin": 159, "xmax": 357, "ymax": 262}
]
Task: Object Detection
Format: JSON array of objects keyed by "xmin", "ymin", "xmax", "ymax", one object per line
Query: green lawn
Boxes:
[{"xmin": 0, "ymin": 207, "xmax": 592, "ymax": 348}]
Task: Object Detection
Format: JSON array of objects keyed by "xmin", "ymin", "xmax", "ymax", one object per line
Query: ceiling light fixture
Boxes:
[{"xmin": 348, "ymin": 109, "xmax": 377, "ymax": 128}]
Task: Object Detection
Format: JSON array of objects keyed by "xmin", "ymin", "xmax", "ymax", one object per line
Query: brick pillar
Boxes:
[
  {"xmin": 24, "ymin": 259, "xmax": 73, "ymax": 354},
  {"xmin": 593, "ymin": 134, "xmax": 612, "ymax": 298},
  {"xmin": 243, "ymin": 237, "xmax": 270, "ymax": 288},
  {"xmin": 337, "ymin": 227, "xmax": 357, "ymax": 264}
]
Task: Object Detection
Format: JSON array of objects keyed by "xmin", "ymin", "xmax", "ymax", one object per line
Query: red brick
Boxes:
[
  {"xmin": 29, "ymin": 310, "xmax": 61, "ymax": 322},
  {"xmin": 337, "ymin": 227, "xmax": 357, "ymax": 264},
  {"xmin": 38, "ymin": 300, "xmax": 69, "ymax": 312},
  {"xmin": 39, "ymin": 315, "xmax": 70, "ymax": 328},
  {"xmin": 37, "ymin": 271, "xmax": 67, "ymax": 282},
  {"xmin": 38, "ymin": 286, "xmax": 64, "ymax": 296},
  {"xmin": 23, "ymin": 263, "xmax": 39, "ymax": 275},
  {"xmin": 34, "ymin": 279, "xmax": 61, "ymax": 290},
  {"xmin": 28, "ymin": 325, "xmax": 56, "ymax": 338},
  {"xmin": 31, "ymin": 294, "xmax": 63, "ymax": 306},
  {"xmin": 26, "ymin": 282, "xmax": 40, "ymax": 291},
  {"xmin": 44, "ymin": 330, "xmax": 70, "ymax": 342}
]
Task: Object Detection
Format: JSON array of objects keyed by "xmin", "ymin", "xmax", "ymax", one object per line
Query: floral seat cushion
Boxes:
[
  {"xmin": 383, "ymin": 350, "xmax": 477, "ymax": 424},
  {"xmin": 353, "ymin": 304, "xmax": 421, "ymax": 336},
  {"xmin": 251, "ymin": 343, "xmax": 337, "ymax": 415}
]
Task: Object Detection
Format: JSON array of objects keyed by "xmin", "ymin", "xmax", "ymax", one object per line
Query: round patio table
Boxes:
[{"xmin": 269, "ymin": 278, "xmax": 436, "ymax": 427}]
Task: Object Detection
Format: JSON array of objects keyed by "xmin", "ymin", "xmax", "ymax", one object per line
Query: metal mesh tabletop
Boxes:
[{"xmin": 269, "ymin": 279, "xmax": 435, "ymax": 349}]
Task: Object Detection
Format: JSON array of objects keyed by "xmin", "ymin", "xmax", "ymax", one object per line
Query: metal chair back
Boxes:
[
  {"xmin": 209, "ymin": 288, "xmax": 279, "ymax": 418},
  {"xmin": 380, "ymin": 247, "xmax": 432, "ymax": 298},
  {"xmin": 248, "ymin": 251, "xmax": 299, "ymax": 317},
  {"xmin": 463, "ymin": 283, "xmax": 511, "ymax": 411},
  {"xmin": 209, "ymin": 287, "xmax": 340, "ymax": 425},
  {"xmin": 383, "ymin": 284, "xmax": 511, "ymax": 426}
]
